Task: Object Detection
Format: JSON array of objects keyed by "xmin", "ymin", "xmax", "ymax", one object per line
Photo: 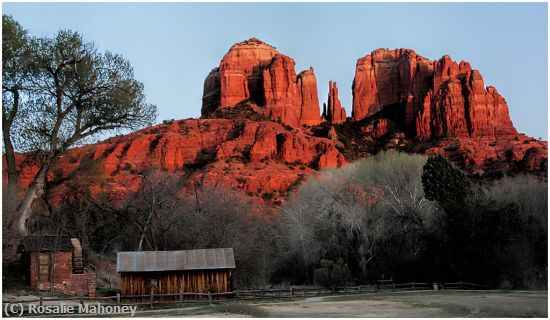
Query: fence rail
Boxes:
[{"xmin": 2, "ymin": 281, "xmax": 495, "ymax": 311}]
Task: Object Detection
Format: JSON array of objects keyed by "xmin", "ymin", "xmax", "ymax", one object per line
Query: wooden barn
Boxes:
[
  {"xmin": 17, "ymin": 235, "xmax": 96, "ymax": 296},
  {"xmin": 117, "ymin": 248, "xmax": 235, "ymax": 297}
]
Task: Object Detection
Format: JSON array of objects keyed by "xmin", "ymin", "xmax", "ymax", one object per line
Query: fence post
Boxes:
[
  {"xmin": 179, "ymin": 291, "xmax": 183, "ymax": 306},
  {"xmin": 150, "ymin": 289, "xmax": 154, "ymax": 310},
  {"xmin": 392, "ymin": 283, "xmax": 395, "ymax": 292},
  {"xmin": 259, "ymin": 289, "xmax": 263, "ymax": 301},
  {"xmin": 460, "ymin": 281, "xmax": 463, "ymax": 290},
  {"xmin": 304, "ymin": 288, "xmax": 307, "ymax": 297},
  {"xmin": 289, "ymin": 287, "xmax": 293, "ymax": 300},
  {"xmin": 412, "ymin": 282, "xmax": 415, "ymax": 291},
  {"xmin": 236, "ymin": 289, "xmax": 240, "ymax": 302},
  {"xmin": 208, "ymin": 292, "xmax": 213, "ymax": 306},
  {"xmin": 39, "ymin": 296, "xmax": 43, "ymax": 307},
  {"xmin": 80, "ymin": 295, "xmax": 84, "ymax": 306},
  {"xmin": 116, "ymin": 293, "xmax": 121, "ymax": 305},
  {"xmin": 359, "ymin": 286, "xmax": 362, "ymax": 294},
  {"xmin": 331, "ymin": 286, "xmax": 334, "ymax": 295}
]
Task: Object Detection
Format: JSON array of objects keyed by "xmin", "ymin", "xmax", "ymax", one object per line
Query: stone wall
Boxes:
[{"xmin": 29, "ymin": 251, "xmax": 96, "ymax": 296}]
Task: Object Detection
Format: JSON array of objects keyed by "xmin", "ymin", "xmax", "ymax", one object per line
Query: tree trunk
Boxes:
[
  {"xmin": 15, "ymin": 162, "xmax": 50, "ymax": 235},
  {"xmin": 137, "ymin": 208, "xmax": 155, "ymax": 251},
  {"xmin": 2, "ymin": 90, "xmax": 19, "ymax": 196}
]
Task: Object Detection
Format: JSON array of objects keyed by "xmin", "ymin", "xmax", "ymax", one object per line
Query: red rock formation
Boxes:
[
  {"xmin": 6, "ymin": 117, "xmax": 346, "ymax": 206},
  {"xmin": 372, "ymin": 119, "xmax": 393, "ymax": 138},
  {"xmin": 520, "ymin": 147, "xmax": 548, "ymax": 172},
  {"xmin": 218, "ymin": 38, "xmax": 278, "ymax": 107},
  {"xmin": 417, "ymin": 61, "xmax": 517, "ymax": 140},
  {"xmin": 352, "ymin": 48, "xmax": 433, "ymax": 127},
  {"xmin": 327, "ymin": 81, "xmax": 347, "ymax": 124},
  {"xmin": 202, "ymin": 38, "xmax": 321, "ymax": 127},
  {"xmin": 417, "ymin": 134, "xmax": 547, "ymax": 176},
  {"xmin": 262, "ymin": 54, "xmax": 301, "ymax": 127},
  {"xmin": 465, "ymin": 75, "xmax": 516, "ymax": 137},
  {"xmin": 297, "ymin": 68, "xmax": 321, "ymax": 126},
  {"xmin": 352, "ymin": 49, "xmax": 517, "ymax": 140},
  {"xmin": 201, "ymin": 68, "xmax": 220, "ymax": 116}
]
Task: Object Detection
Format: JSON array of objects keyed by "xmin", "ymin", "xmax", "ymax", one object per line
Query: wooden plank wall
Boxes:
[{"xmin": 120, "ymin": 270, "xmax": 231, "ymax": 297}]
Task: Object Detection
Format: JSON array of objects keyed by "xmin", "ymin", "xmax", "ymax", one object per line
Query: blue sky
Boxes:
[{"xmin": 3, "ymin": 2, "xmax": 548, "ymax": 139}]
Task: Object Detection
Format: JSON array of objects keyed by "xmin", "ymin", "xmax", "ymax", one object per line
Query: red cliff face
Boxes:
[
  {"xmin": 352, "ymin": 49, "xmax": 433, "ymax": 131},
  {"xmin": 262, "ymin": 54, "xmax": 301, "ymax": 127},
  {"xmin": 202, "ymin": 38, "xmax": 321, "ymax": 127},
  {"xmin": 327, "ymin": 81, "xmax": 347, "ymax": 124},
  {"xmin": 416, "ymin": 56, "xmax": 516, "ymax": 140},
  {"xmin": 350, "ymin": 48, "xmax": 543, "ymax": 175},
  {"xmin": 9, "ymin": 116, "xmax": 345, "ymax": 206},
  {"xmin": 218, "ymin": 38, "xmax": 278, "ymax": 107},
  {"xmin": 352, "ymin": 49, "xmax": 517, "ymax": 140}
]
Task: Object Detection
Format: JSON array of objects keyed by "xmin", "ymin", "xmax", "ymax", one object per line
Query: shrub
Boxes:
[{"xmin": 314, "ymin": 259, "xmax": 351, "ymax": 288}]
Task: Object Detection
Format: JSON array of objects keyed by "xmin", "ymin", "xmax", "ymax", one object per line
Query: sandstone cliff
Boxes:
[
  {"xmin": 352, "ymin": 49, "xmax": 517, "ymax": 141},
  {"xmin": 202, "ymin": 38, "xmax": 321, "ymax": 127}
]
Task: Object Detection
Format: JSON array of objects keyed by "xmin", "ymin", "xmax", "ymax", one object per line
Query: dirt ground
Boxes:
[
  {"xmin": 126, "ymin": 290, "xmax": 548, "ymax": 317},
  {"xmin": 256, "ymin": 296, "xmax": 448, "ymax": 317},
  {"xmin": 4, "ymin": 290, "xmax": 547, "ymax": 317},
  {"xmin": 253, "ymin": 290, "xmax": 547, "ymax": 317}
]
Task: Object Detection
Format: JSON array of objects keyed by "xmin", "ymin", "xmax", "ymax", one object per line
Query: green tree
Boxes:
[
  {"xmin": 2, "ymin": 17, "xmax": 157, "ymax": 235},
  {"xmin": 421, "ymin": 154, "xmax": 470, "ymax": 211},
  {"xmin": 2, "ymin": 15, "xmax": 35, "ymax": 194}
]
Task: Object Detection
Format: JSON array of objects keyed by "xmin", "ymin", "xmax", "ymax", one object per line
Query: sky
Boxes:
[{"xmin": 3, "ymin": 2, "xmax": 548, "ymax": 139}]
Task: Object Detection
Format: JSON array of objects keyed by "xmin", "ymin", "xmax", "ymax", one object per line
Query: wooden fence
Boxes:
[{"xmin": 2, "ymin": 281, "xmax": 495, "ymax": 312}]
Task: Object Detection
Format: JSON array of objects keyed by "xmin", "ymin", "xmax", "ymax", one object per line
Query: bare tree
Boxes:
[
  {"xmin": 486, "ymin": 174, "xmax": 547, "ymax": 229},
  {"xmin": 113, "ymin": 169, "xmax": 182, "ymax": 251},
  {"xmin": 283, "ymin": 164, "xmax": 386, "ymax": 279},
  {"xmin": 356, "ymin": 150, "xmax": 438, "ymax": 257},
  {"xmin": 161, "ymin": 185, "xmax": 279, "ymax": 287},
  {"xmin": 282, "ymin": 151, "xmax": 438, "ymax": 281}
]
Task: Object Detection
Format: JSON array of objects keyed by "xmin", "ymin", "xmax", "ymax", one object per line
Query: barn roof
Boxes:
[
  {"xmin": 116, "ymin": 248, "xmax": 236, "ymax": 272},
  {"xmin": 17, "ymin": 235, "xmax": 75, "ymax": 253}
]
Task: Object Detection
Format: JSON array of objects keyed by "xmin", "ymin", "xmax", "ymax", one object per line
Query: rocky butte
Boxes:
[
  {"xmin": 352, "ymin": 49, "xmax": 516, "ymax": 140},
  {"xmin": 202, "ymin": 38, "xmax": 322, "ymax": 127},
  {"xmin": 5, "ymin": 38, "xmax": 547, "ymax": 207}
]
